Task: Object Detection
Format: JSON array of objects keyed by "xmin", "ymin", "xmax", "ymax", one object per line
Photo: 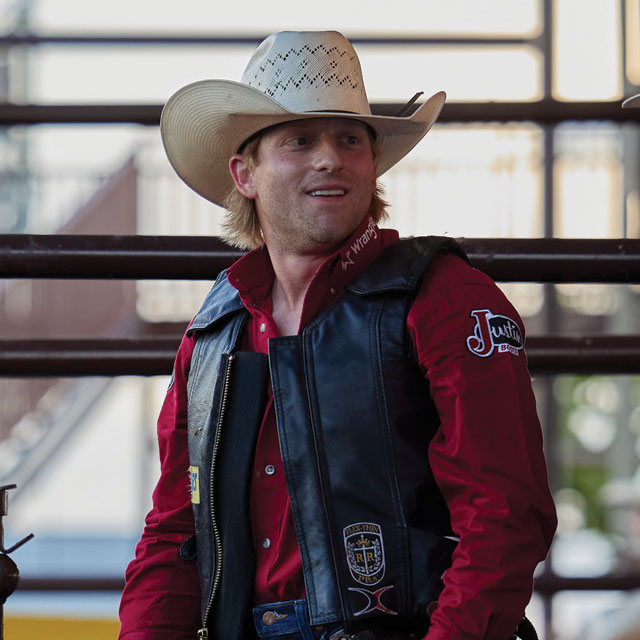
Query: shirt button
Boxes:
[
  {"xmin": 259, "ymin": 322, "xmax": 266, "ymax": 333},
  {"xmin": 262, "ymin": 538, "xmax": 271, "ymax": 549},
  {"xmin": 330, "ymin": 287, "xmax": 337, "ymax": 295},
  {"xmin": 265, "ymin": 464, "xmax": 276, "ymax": 476}
]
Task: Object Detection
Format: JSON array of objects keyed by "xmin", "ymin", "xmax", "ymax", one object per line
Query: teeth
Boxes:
[{"xmin": 310, "ymin": 189, "xmax": 345, "ymax": 196}]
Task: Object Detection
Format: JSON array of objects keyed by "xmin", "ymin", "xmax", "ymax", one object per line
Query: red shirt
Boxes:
[{"xmin": 119, "ymin": 217, "xmax": 556, "ymax": 640}]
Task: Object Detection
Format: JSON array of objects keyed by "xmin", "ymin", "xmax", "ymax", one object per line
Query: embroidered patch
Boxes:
[
  {"xmin": 188, "ymin": 466, "xmax": 200, "ymax": 504},
  {"xmin": 466, "ymin": 309, "xmax": 523, "ymax": 358},
  {"xmin": 348, "ymin": 585, "xmax": 398, "ymax": 616},
  {"xmin": 343, "ymin": 522, "xmax": 386, "ymax": 586}
]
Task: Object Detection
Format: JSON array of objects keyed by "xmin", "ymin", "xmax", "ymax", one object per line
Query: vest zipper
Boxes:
[{"xmin": 198, "ymin": 353, "xmax": 235, "ymax": 640}]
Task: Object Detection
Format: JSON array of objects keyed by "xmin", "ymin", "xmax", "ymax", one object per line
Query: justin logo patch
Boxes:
[
  {"xmin": 466, "ymin": 309, "xmax": 523, "ymax": 358},
  {"xmin": 343, "ymin": 522, "xmax": 386, "ymax": 586}
]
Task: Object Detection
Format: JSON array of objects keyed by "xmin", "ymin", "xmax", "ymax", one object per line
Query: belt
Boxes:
[
  {"xmin": 328, "ymin": 631, "xmax": 421, "ymax": 640},
  {"xmin": 254, "ymin": 600, "xmax": 537, "ymax": 640},
  {"xmin": 328, "ymin": 615, "xmax": 538, "ymax": 640},
  {"xmin": 253, "ymin": 599, "xmax": 424, "ymax": 640}
]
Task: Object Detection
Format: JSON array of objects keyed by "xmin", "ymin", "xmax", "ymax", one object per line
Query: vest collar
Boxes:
[
  {"xmin": 347, "ymin": 237, "xmax": 458, "ymax": 295},
  {"xmin": 189, "ymin": 237, "xmax": 467, "ymax": 330},
  {"xmin": 188, "ymin": 271, "xmax": 245, "ymax": 334}
]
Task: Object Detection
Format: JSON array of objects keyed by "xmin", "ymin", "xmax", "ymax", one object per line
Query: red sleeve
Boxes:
[
  {"xmin": 118, "ymin": 331, "xmax": 202, "ymax": 639},
  {"xmin": 407, "ymin": 254, "xmax": 557, "ymax": 640}
]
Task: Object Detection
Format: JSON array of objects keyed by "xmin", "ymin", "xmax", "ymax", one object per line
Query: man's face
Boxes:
[{"xmin": 231, "ymin": 117, "xmax": 377, "ymax": 256}]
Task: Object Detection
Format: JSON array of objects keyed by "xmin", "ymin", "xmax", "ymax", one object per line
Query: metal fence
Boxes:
[
  {"xmin": 2, "ymin": 237, "xmax": 640, "ymax": 620},
  {"xmin": 2, "ymin": 13, "xmax": 640, "ymax": 638}
]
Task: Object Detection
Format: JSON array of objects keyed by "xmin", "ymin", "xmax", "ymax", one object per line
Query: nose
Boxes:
[{"xmin": 312, "ymin": 136, "xmax": 343, "ymax": 172}]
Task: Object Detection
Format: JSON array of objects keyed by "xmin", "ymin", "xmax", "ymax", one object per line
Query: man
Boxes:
[{"xmin": 119, "ymin": 30, "xmax": 557, "ymax": 640}]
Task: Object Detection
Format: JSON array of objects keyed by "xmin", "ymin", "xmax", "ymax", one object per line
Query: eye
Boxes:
[
  {"xmin": 287, "ymin": 135, "xmax": 309, "ymax": 147},
  {"xmin": 344, "ymin": 134, "xmax": 360, "ymax": 145}
]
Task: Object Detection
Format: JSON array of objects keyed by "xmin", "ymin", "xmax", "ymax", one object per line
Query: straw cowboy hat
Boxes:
[{"xmin": 160, "ymin": 30, "xmax": 446, "ymax": 207}]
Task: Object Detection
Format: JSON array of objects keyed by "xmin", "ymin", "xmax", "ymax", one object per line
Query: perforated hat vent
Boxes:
[
  {"xmin": 241, "ymin": 32, "xmax": 371, "ymax": 114},
  {"xmin": 247, "ymin": 44, "xmax": 362, "ymax": 99}
]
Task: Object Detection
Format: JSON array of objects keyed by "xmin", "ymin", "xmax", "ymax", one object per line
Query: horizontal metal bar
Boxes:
[
  {"xmin": 437, "ymin": 100, "xmax": 640, "ymax": 124},
  {"xmin": 0, "ymin": 338, "xmax": 179, "ymax": 376},
  {"xmin": 1, "ymin": 236, "xmax": 639, "ymax": 283},
  {"xmin": 0, "ymin": 104, "xmax": 163, "ymax": 126},
  {"xmin": 16, "ymin": 573, "xmax": 640, "ymax": 594},
  {"xmin": 1, "ymin": 100, "xmax": 639, "ymax": 126},
  {"xmin": 0, "ymin": 33, "xmax": 534, "ymax": 47},
  {"xmin": 1, "ymin": 336, "xmax": 639, "ymax": 376},
  {"xmin": 0, "ymin": 234, "xmax": 242, "ymax": 279},
  {"xmin": 527, "ymin": 336, "xmax": 640, "ymax": 375},
  {"xmin": 534, "ymin": 574, "xmax": 640, "ymax": 594},
  {"xmin": 18, "ymin": 577, "xmax": 125, "ymax": 592},
  {"xmin": 459, "ymin": 237, "xmax": 640, "ymax": 283}
]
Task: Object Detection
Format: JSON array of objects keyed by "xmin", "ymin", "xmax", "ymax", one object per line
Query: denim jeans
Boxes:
[
  {"xmin": 252, "ymin": 599, "xmax": 344, "ymax": 640},
  {"xmin": 253, "ymin": 599, "xmax": 534, "ymax": 640}
]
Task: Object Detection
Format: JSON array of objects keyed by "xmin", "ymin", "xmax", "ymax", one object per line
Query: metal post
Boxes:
[{"xmin": 539, "ymin": 1, "xmax": 556, "ymax": 638}]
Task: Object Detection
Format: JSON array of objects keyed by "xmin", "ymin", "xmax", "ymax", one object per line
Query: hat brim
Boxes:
[{"xmin": 160, "ymin": 79, "xmax": 446, "ymax": 207}]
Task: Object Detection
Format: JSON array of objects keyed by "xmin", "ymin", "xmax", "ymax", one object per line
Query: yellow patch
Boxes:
[{"xmin": 188, "ymin": 466, "xmax": 200, "ymax": 504}]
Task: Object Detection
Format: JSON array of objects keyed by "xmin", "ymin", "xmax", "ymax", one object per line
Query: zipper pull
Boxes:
[{"xmin": 197, "ymin": 628, "xmax": 209, "ymax": 639}]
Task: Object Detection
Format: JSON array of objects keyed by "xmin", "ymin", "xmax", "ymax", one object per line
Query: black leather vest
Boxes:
[{"xmin": 186, "ymin": 237, "xmax": 466, "ymax": 639}]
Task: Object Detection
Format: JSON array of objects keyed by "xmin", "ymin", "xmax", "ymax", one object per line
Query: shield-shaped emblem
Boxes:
[{"xmin": 343, "ymin": 522, "xmax": 386, "ymax": 586}]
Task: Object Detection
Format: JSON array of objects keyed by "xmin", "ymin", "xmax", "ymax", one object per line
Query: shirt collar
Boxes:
[
  {"xmin": 227, "ymin": 216, "xmax": 400, "ymax": 308},
  {"xmin": 227, "ymin": 244, "xmax": 274, "ymax": 308}
]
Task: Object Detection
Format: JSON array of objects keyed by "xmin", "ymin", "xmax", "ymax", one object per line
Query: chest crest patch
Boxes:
[
  {"xmin": 343, "ymin": 522, "xmax": 386, "ymax": 586},
  {"xmin": 466, "ymin": 308, "xmax": 523, "ymax": 358}
]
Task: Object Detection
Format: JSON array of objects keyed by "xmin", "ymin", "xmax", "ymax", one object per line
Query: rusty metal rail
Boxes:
[
  {"xmin": 2, "ymin": 235, "xmax": 640, "ymax": 282},
  {"xmin": 1, "ymin": 100, "xmax": 640, "ymax": 126},
  {"xmin": 3, "ymin": 234, "xmax": 640, "ymax": 608},
  {"xmin": 1, "ymin": 336, "xmax": 640, "ymax": 376},
  {"xmin": 15, "ymin": 572, "xmax": 640, "ymax": 594},
  {"xmin": 0, "ymin": 33, "xmax": 535, "ymax": 47}
]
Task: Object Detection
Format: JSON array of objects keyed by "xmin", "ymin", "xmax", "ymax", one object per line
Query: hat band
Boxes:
[{"xmin": 393, "ymin": 92, "xmax": 424, "ymax": 117}]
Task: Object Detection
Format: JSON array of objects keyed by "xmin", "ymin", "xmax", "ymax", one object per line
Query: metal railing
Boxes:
[
  {"xmin": 1, "ymin": 100, "xmax": 640, "ymax": 126},
  {"xmin": 2, "ymin": 235, "xmax": 639, "ymax": 281},
  {"xmin": 2, "ymin": 238, "xmax": 640, "ymax": 611},
  {"xmin": 2, "ymin": 11, "xmax": 640, "ymax": 637},
  {"xmin": 2, "ymin": 237, "xmax": 640, "ymax": 376}
]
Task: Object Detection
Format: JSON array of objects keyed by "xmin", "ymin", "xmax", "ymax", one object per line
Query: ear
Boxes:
[{"xmin": 229, "ymin": 154, "xmax": 257, "ymax": 199}]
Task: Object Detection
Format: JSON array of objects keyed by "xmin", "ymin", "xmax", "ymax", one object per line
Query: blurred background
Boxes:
[{"xmin": 0, "ymin": 0, "xmax": 639, "ymax": 638}]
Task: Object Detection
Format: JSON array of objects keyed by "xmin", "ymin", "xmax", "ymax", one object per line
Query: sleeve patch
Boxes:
[
  {"xmin": 188, "ymin": 466, "xmax": 200, "ymax": 504},
  {"xmin": 466, "ymin": 309, "xmax": 523, "ymax": 358}
]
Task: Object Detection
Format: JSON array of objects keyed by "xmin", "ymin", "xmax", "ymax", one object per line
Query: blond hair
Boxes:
[{"xmin": 221, "ymin": 132, "xmax": 389, "ymax": 250}]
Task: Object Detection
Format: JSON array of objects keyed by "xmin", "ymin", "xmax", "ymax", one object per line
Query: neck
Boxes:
[{"xmin": 268, "ymin": 249, "xmax": 328, "ymax": 336}]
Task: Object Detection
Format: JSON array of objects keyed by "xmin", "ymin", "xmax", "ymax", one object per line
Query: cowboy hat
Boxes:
[
  {"xmin": 623, "ymin": 94, "xmax": 640, "ymax": 108},
  {"xmin": 160, "ymin": 30, "xmax": 446, "ymax": 207}
]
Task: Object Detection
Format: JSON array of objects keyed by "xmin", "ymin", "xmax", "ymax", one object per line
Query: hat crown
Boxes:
[{"xmin": 241, "ymin": 31, "xmax": 371, "ymax": 115}]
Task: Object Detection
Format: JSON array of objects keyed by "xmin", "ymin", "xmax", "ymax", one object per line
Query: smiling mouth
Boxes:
[{"xmin": 308, "ymin": 189, "xmax": 347, "ymax": 197}]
